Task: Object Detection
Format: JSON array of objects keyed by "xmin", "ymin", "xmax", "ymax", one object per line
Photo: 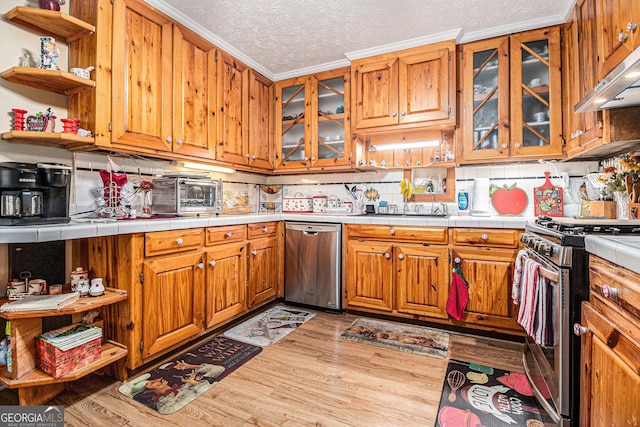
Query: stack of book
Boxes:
[
  {"xmin": 38, "ymin": 323, "xmax": 102, "ymax": 351},
  {"xmin": 36, "ymin": 323, "xmax": 102, "ymax": 378}
]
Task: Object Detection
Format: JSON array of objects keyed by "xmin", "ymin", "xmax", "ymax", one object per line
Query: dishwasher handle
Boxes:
[{"xmin": 303, "ymin": 231, "xmax": 318, "ymax": 236}]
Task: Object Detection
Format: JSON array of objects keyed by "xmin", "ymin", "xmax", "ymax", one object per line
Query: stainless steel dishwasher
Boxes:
[{"xmin": 285, "ymin": 222, "xmax": 342, "ymax": 310}]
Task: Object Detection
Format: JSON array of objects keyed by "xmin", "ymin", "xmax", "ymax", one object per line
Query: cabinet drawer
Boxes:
[
  {"xmin": 247, "ymin": 221, "xmax": 278, "ymax": 239},
  {"xmin": 589, "ymin": 255, "xmax": 640, "ymax": 322},
  {"xmin": 347, "ymin": 224, "xmax": 447, "ymax": 244},
  {"xmin": 145, "ymin": 228, "xmax": 204, "ymax": 257},
  {"xmin": 205, "ymin": 225, "xmax": 247, "ymax": 246},
  {"xmin": 452, "ymin": 228, "xmax": 521, "ymax": 248}
]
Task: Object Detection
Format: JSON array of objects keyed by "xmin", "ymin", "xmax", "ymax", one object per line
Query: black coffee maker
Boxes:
[{"xmin": 0, "ymin": 162, "xmax": 72, "ymax": 225}]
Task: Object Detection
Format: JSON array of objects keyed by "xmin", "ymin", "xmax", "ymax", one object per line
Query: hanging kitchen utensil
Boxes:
[{"xmin": 534, "ymin": 172, "xmax": 564, "ymax": 217}]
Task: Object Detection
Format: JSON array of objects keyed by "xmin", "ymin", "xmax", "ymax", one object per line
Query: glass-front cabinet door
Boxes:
[
  {"xmin": 461, "ymin": 27, "xmax": 562, "ymax": 161},
  {"xmin": 275, "ymin": 76, "xmax": 310, "ymax": 169},
  {"xmin": 460, "ymin": 36, "xmax": 510, "ymax": 161},
  {"xmin": 510, "ymin": 27, "xmax": 562, "ymax": 158},
  {"xmin": 311, "ymin": 68, "xmax": 351, "ymax": 168}
]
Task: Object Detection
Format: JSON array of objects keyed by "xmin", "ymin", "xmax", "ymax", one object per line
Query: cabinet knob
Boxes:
[
  {"xmin": 304, "ymin": 157, "xmax": 309, "ymax": 161},
  {"xmin": 251, "ymin": 155, "xmax": 256, "ymax": 160},
  {"xmin": 602, "ymin": 284, "xmax": 618, "ymax": 298},
  {"xmin": 398, "ymin": 254, "xmax": 404, "ymax": 260},
  {"xmin": 252, "ymin": 249, "xmax": 257, "ymax": 256},
  {"xmin": 245, "ymin": 153, "xmax": 250, "ymax": 158},
  {"xmin": 618, "ymin": 32, "xmax": 628, "ymax": 42},
  {"xmin": 400, "ymin": 111, "xmax": 406, "ymax": 116},
  {"xmin": 176, "ymin": 138, "xmax": 183, "ymax": 145},
  {"xmin": 209, "ymin": 260, "xmax": 216, "ymax": 267},
  {"xmin": 384, "ymin": 253, "xmax": 391, "ymax": 259},
  {"xmin": 573, "ymin": 323, "xmax": 588, "ymax": 336},
  {"xmin": 627, "ymin": 22, "xmax": 637, "ymax": 32},
  {"xmin": 197, "ymin": 262, "xmax": 204, "ymax": 269},
  {"xmin": 225, "ymin": 232, "xmax": 233, "ymax": 238},
  {"xmin": 311, "ymin": 156, "xmax": 316, "ymax": 161},
  {"xmin": 391, "ymin": 111, "xmax": 397, "ymax": 117},
  {"xmin": 262, "ymin": 227, "xmax": 268, "ymax": 232},
  {"xmin": 501, "ymin": 143, "xmax": 508, "ymax": 149},
  {"xmin": 514, "ymin": 142, "xmax": 521, "ymax": 148},
  {"xmin": 166, "ymin": 136, "xmax": 172, "ymax": 143},
  {"xmin": 389, "ymin": 227, "xmax": 395, "ymax": 235},
  {"xmin": 176, "ymin": 237, "xmax": 184, "ymax": 245},
  {"xmin": 481, "ymin": 233, "xmax": 488, "ymax": 241}
]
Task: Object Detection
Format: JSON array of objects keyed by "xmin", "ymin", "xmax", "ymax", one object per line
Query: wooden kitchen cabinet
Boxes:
[
  {"xmin": 579, "ymin": 255, "xmax": 640, "ymax": 426},
  {"xmin": 351, "ymin": 41, "xmax": 456, "ymax": 134},
  {"xmin": 450, "ymin": 228, "xmax": 522, "ymax": 332},
  {"xmin": 595, "ymin": 0, "xmax": 640, "ymax": 79},
  {"xmin": 345, "ymin": 225, "xmax": 449, "ymax": 317},
  {"xmin": 141, "ymin": 250, "xmax": 205, "ymax": 359},
  {"xmin": 275, "ymin": 68, "xmax": 352, "ymax": 171},
  {"xmin": 460, "ymin": 27, "xmax": 562, "ymax": 162},
  {"xmin": 247, "ymin": 70, "xmax": 275, "ymax": 169},
  {"xmin": 247, "ymin": 236, "xmax": 279, "ymax": 308}
]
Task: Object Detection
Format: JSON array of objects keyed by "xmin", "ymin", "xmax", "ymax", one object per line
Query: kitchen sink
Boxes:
[{"xmin": 372, "ymin": 212, "xmax": 449, "ymax": 218}]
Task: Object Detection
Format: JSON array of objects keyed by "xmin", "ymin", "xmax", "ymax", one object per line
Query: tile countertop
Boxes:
[
  {"xmin": 585, "ymin": 235, "xmax": 640, "ymax": 275},
  {"xmin": 0, "ymin": 213, "xmax": 533, "ymax": 244}
]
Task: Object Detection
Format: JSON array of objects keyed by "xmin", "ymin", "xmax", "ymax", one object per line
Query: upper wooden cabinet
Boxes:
[
  {"xmin": 275, "ymin": 67, "xmax": 352, "ymax": 171},
  {"xmin": 351, "ymin": 41, "xmax": 456, "ymax": 134},
  {"xmin": 216, "ymin": 52, "xmax": 274, "ymax": 170},
  {"xmin": 595, "ymin": 0, "xmax": 640, "ymax": 79},
  {"xmin": 460, "ymin": 27, "xmax": 562, "ymax": 162}
]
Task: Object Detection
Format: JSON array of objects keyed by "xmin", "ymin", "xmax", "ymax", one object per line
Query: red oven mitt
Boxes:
[{"xmin": 446, "ymin": 260, "xmax": 469, "ymax": 321}]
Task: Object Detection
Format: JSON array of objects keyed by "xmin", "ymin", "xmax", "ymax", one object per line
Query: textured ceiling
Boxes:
[{"xmin": 147, "ymin": 0, "xmax": 575, "ymax": 80}]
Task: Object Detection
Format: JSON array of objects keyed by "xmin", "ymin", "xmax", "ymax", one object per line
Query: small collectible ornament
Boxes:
[
  {"xmin": 25, "ymin": 108, "xmax": 56, "ymax": 132},
  {"xmin": 39, "ymin": 37, "xmax": 60, "ymax": 70}
]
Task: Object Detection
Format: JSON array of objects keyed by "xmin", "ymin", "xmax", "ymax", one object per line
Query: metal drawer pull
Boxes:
[
  {"xmin": 209, "ymin": 260, "xmax": 216, "ymax": 267},
  {"xmin": 176, "ymin": 237, "xmax": 184, "ymax": 245},
  {"xmin": 225, "ymin": 232, "xmax": 233, "ymax": 238},
  {"xmin": 262, "ymin": 227, "xmax": 268, "ymax": 232},
  {"xmin": 389, "ymin": 227, "xmax": 395, "ymax": 235},
  {"xmin": 573, "ymin": 323, "xmax": 588, "ymax": 336},
  {"xmin": 384, "ymin": 253, "xmax": 391, "ymax": 259},
  {"xmin": 602, "ymin": 284, "xmax": 618, "ymax": 298},
  {"xmin": 481, "ymin": 233, "xmax": 488, "ymax": 241}
]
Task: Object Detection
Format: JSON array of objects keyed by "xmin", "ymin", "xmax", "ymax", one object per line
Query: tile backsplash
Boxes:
[{"xmin": 0, "ymin": 145, "xmax": 600, "ymax": 218}]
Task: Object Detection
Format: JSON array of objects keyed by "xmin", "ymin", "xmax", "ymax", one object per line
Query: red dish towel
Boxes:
[{"xmin": 446, "ymin": 271, "xmax": 469, "ymax": 321}]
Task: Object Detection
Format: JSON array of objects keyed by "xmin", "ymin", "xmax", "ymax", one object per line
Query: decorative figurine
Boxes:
[
  {"xmin": 25, "ymin": 108, "xmax": 56, "ymax": 132},
  {"xmin": 38, "ymin": 0, "xmax": 65, "ymax": 11},
  {"xmin": 19, "ymin": 52, "xmax": 31, "ymax": 67},
  {"xmin": 39, "ymin": 37, "xmax": 60, "ymax": 70}
]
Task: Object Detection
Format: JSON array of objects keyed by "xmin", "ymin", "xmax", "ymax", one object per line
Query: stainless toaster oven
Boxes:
[{"xmin": 151, "ymin": 178, "xmax": 222, "ymax": 216}]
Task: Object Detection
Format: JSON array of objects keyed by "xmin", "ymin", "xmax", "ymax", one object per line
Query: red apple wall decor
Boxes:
[{"xmin": 490, "ymin": 183, "xmax": 528, "ymax": 216}]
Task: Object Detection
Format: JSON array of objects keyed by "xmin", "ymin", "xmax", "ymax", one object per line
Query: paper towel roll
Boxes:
[{"xmin": 472, "ymin": 177, "xmax": 491, "ymax": 216}]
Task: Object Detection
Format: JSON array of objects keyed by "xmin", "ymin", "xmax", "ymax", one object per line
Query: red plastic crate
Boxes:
[{"xmin": 36, "ymin": 336, "xmax": 101, "ymax": 378}]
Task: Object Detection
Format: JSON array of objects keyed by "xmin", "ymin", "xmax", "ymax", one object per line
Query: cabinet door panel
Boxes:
[
  {"xmin": 247, "ymin": 236, "xmax": 278, "ymax": 308},
  {"xmin": 275, "ymin": 76, "xmax": 311, "ymax": 169},
  {"xmin": 399, "ymin": 48, "xmax": 451, "ymax": 124},
  {"xmin": 173, "ymin": 27, "xmax": 216, "ymax": 158},
  {"xmin": 248, "ymin": 70, "xmax": 274, "ymax": 169},
  {"xmin": 216, "ymin": 51, "xmax": 249, "ymax": 164},
  {"xmin": 596, "ymin": 0, "xmax": 635, "ymax": 78},
  {"xmin": 142, "ymin": 252, "xmax": 204, "ymax": 359},
  {"xmin": 346, "ymin": 241, "xmax": 394, "ymax": 311},
  {"xmin": 581, "ymin": 303, "xmax": 640, "ymax": 426},
  {"xmin": 352, "ymin": 58, "xmax": 399, "ymax": 128},
  {"xmin": 452, "ymin": 247, "xmax": 519, "ymax": 325},
  {"xmin": 205, "ymin": 242, "xmax": 247, "ymax": 328},
  {"xmin": 396, "ymin": 245, "xmax": 448, "ymax": 318},
  {"xmin": 111, "ymin": 0, "xmax": 172, "ymax": 151}
]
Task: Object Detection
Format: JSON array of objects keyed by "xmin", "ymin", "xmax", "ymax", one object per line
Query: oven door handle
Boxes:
[{"xmin": 522, "ymin": 342, "xmax": 561, "ymax": 424}]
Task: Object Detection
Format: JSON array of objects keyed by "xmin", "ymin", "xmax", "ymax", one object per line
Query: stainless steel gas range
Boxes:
[{"xmin": 521, "ymin": 216, "xmax": 640, "ymax": 426}]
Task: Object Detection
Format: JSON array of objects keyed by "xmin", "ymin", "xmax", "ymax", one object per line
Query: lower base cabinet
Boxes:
[{"xmin": 88, "ymin": 221, "xmax": 283, "ymax": 370}]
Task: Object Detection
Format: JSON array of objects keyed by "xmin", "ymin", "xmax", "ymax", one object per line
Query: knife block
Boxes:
[{"xmin": 589, "ymin": 201, "xmax": 617, "ymax": 219}]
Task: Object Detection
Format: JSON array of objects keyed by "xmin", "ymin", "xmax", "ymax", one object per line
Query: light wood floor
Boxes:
[{"xmin": 1, "ymin": 310, "xmax": 524, "ymax": 427}]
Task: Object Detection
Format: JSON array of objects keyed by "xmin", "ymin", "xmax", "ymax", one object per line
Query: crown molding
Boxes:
[
  {"xmin": 458, "ymin": 14, "xmax": 567, "ymax": 44},
  {"xmin": 143, "ymin": 0, "xmax": 276, "ymax": 80},
  {"xmin": 273, "ymin": 59, "xmax": 352, "ymax": 82},
  {"xmin": 344, "ymin": 28, "xmax": 463, "ymax": 61}
]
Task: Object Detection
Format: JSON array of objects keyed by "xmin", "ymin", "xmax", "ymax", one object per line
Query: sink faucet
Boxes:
[{"xmin": 428, "ymin": 191, "xmax": 448, "ymax": 216}]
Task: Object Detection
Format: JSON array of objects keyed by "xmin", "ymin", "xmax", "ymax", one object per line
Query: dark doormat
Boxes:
[
  {"xmin": 436, "ymin": 359, "xmax": 553, "ymax": 426},
  {"xmin": 118, "ymin": 336, "xmax": 262, "ymax": 414},
  {"xmin": 340, "ymin": 317, "xmax": 449, "ymax": 359}
]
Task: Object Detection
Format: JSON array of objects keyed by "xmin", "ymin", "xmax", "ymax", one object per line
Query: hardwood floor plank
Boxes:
[{"xmin": 0, "ymin": 310, "xmax": 525, "ymax": 427}]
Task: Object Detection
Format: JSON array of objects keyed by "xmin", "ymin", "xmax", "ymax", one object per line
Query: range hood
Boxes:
[{"xmin": 575, "ymin": 45, "xmax": 640, "ymax": 113}]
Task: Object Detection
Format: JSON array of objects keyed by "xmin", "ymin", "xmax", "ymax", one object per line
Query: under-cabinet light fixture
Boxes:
[
  {"xmin": 370, "ymin": 140, "xmax": 440, "ymax": 151},
  {"xmin": 182, "ymin": 161, "xmax": 235, "ymax": 174}
]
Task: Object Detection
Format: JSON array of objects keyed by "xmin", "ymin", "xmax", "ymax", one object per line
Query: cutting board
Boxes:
[{"xmin": 534, "ymin": 172, "xmax": 564, "ymax": 217}]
